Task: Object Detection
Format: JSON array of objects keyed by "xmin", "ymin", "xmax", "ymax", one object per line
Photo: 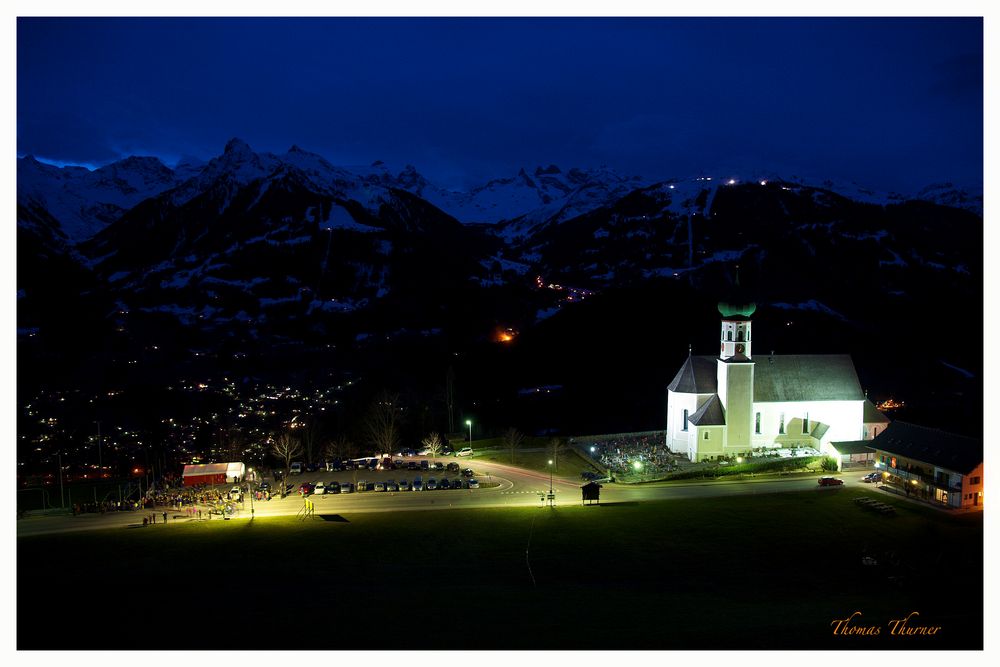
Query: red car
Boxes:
[
  {"xmin": 818, "ymin": 477, "xmax": 844, "ymax": 486},
  {"xmin": 299, "ymin": 482, "xmax": 315, "ymax": 495}
]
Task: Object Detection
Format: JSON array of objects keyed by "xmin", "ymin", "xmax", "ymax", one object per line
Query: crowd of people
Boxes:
[{"xmin": 586, "ymin": 433, "xmax": 677, "ymax": 476}]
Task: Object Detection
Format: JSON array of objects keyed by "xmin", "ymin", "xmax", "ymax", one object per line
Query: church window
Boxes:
[
  {"xmin": 803, "ymin": 413, "xmax": 810, "ymax": 434},
  {"xmin": 703, "ymin": 431, "xmax": 709, "ymax": 440},
  {"xmin": 682, "ymin": 409, "xmax": 689, "ymax": 431},
  {"xmin": 779, "ymin": 413, "xmax": 785, "ymax": 434},
  {"xmin": 737, "ymin": 329, "xmax": 744, "ymax": 342},
  {"xmin": 755, "ymin": 412, "xmax": 761, "ymax": 434},
  {"xmin": 727, "ymin": 331, "xmax": 732, "ymax": 341}
]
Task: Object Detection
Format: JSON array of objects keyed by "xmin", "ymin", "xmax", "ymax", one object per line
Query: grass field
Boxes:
[
  {"xmin": 472, "ymin": 447, "xmax": 600, "ymax": 478},
  {"xmin": 18, "ymin": 487, "xmax": 982, "ymax": 649}
]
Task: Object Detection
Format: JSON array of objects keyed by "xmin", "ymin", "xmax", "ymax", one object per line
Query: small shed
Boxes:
[
  {"xmin": 182, "ymin": 462, "xmax": 246, "ymax": 487},
  {"xmin": 581, "ymin": 481, "xmax": 602, "ymax": 505}
]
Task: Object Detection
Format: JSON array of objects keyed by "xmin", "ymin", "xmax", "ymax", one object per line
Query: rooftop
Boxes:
[{"xmin": 872, "ymin": 421, "xmax": 982, "ymax": 474}]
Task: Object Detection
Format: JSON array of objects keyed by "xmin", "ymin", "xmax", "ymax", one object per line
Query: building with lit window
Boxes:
[
  {"xmin": 665, "ymin": 288, "xmax": 887, "ymax": 462},
  {"xmin": 871, "ymin": 421, "xmax": 983, "ymax": 509}
]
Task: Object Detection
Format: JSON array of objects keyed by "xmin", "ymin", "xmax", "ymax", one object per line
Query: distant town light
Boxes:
[
  {"xmin": 727, "ymin": 179, "xmax": 737, "ymax": 185},
  {"xmin": 633, "ymin": 461, "xmax": 643, "ymax": 471},
  {"xmin": 759, "ymin": 180, "xmax": 767, "ymax": 186}
]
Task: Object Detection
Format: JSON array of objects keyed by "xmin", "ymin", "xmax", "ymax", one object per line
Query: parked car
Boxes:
[
  {"xmin": 468, "ymin": 478, "xmax": 480, "ymax": 489},
  {"xmin": 328, "ymin": 482, "xmax": 341, "ymax": 494},
  {"xmin": 386, "ymin": 480, "xmax": 399, "ymax": 492},
  {"xmin": 394, "ymin": 459, "xmax": 405, "ymax": 469},
  {"xmin": 438, "ymin": 478, "xmax": 451, "ymax": 490},
  {"xmin": 456, "ymin": 447, "xmax": 474, "ymax": 457},
  {"xmin": 426, "ymin": 478, "xmax": 438, "ymax": 490},
  {"xmin": 340, "ymin": 482, "xmax": 354, "ymax": 494},
  {"xmin": 374, "ymin": 481, "xmax": 386, "ymax": 492},
  {"xmin": 418, "ymin": 448, "xmax": 432, "ymax": 456},
  {"xmin": 398, "ymin": 479, "xmax": 411, "ymax": 491},
  {"xmin": 420, "ymin": 460, "xmax": 430, "ymax": 470},
  {"xmin": 326, "ymin": 461, "xmax": 341, "ymax": 472},
  {"xmin": 454, "ymin": 479, "xmax": 468, "ymax": 489},
  {"xmin": 314, "ymin": 482, "xmax": 327, "ymax": 495},
  {"xmin": 862, "ymin": 472, "xmax": 881, "ymax": 483},
  {"xmin": 407, "ymin": 461, "xmax": 419, "ymax": 471},
  {"xmin": 259, "ymin": 481, "xmax": 271, "ymax": 492},
  {"xmin": 433, "ymin": 462, "xmax": 445, "ymax": 471},
  {"xmin": 461, "ymin": 468, "xmax": 474, "ymax": 477},
  {"xmin": 413, "ymin": 477, "xmax": 424, "ymax": 491},
  {"xmin": 356, "ymin": 480, "xmax": 369, "ymax": 492},
  {"xmin": 379, "ymin": 458, "xmax": 394, "ymax": 470},
  {"xmin": 229, "ymin": 486, "xmax": 242, "ymax": 500},
  {"xmin": 367, "ymin": 459, "xmax": 378, "ymax": 471},
  {"xmin": 298, "ymin": 482, "xmax": 315, "ymax": 495},
  {"xmin": 581, "ymin": 471, "xmax": 601, "ymax": 481},
  {"xmin": 290, "ymin": 462, "xmax": 303, "ymax": 475},
  {"xmin": 306, "ymin": 463, "xmax": 320, "ymax": 473},
  {"xmin": 441, "ymin": 445, "xmax": 454, "ymax": 456},
  {"xmin": 401, "ymin": 449, "xmax": 416, "ymax": 457},
  {"xmin": 818, "ymin": 477, "xmax": 844, "ymax": 486},
  {"xmin": 447, "ymin": 462, "xmax": 460, "ymax": 473}
]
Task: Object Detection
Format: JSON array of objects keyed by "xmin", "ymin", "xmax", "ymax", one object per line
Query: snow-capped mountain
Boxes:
[
  {"xmin": 414, "ymin": 164, "xmax": 647, "ymax": 235},
  {"xmin": 17, "ymin": 154, "xmax": 185, "ymax": 241}
]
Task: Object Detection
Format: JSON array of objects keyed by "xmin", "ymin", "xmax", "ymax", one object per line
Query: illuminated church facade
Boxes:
[{"xmin": 665, "ymin": 294, "xmax": 887, "ymax": 463}]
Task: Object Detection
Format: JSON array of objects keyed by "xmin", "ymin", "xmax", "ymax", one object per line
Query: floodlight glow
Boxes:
[
  {"xmin": 465, "ymin": 420, "xmax": 471, "ymax": 426},
  {"xmin": 736, "ymin": 456, "xmax": 743, "ymax": 464},
  {"xmin": 548, "ymin": 460, "xmax": 553, "ymax": 465},
  {"xmin": 633, "ymin": 461, "xmax": 642, "ymax": 470},
  {"xmin": 590, "ymin": 446, "xmax": 596, "ymax": 453}
]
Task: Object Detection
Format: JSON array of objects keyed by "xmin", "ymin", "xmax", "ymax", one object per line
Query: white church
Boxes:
[{"xmin": 665, "ymin": 292, "xmax": 887, "ymax": 462}]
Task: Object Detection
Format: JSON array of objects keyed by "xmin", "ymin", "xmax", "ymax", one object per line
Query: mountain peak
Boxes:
[
  {"xmin": 535, "ymin": 164, "xmax": 562, "ymax": 176},
  {"xmin": 224, "ymin": 137, "xmax": 254, "ymax": 156}
]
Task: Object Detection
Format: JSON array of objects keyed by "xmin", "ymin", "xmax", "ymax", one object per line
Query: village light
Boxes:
[
  {"xmin": 633, "ymin": 461, "xmax": 643, "ymax": 471},
  {"xmin": 465, "ymin": 419, "xmax": 472, "ymax": 443},
  {"xmin": 736, "ymin": 456, "xmax": 744, "ymax": 464}
]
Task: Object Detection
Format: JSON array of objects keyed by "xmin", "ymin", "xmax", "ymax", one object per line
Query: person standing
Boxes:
[{"xmin": 162, "ymin": 511, "xmax": 167, "ymax": 524}]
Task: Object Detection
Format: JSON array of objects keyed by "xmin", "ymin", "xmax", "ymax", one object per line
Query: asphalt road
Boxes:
[{"xmin": 16, "ymin": 462, "xmax": 876, "ymax": 537}]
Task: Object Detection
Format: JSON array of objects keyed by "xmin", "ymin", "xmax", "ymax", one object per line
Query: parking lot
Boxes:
[{"xmin": 280, "ymin": 457, "xmax": 489, "ymax": 497}]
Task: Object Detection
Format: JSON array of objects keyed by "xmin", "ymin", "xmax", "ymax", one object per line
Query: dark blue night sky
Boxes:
[{"xmin": 17, "ymin": 17, "xmax": 982, "ymax": 191}]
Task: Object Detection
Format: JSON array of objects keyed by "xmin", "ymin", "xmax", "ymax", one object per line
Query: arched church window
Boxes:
[
  {"xmin": 703, "ymin": 431, "xmax": 709, "ymax": 440},
  {"xmin": 737, "ymin": 329, "xmax": 745, "ymax": 342},
  {"xmin": 727, "ymin": 331, "xmax": 733, "ymax": 341},
  {"xmin": 779, "ymin": 413, "xmax": 785, "ymax": 434},
  {"xmin": 755, "ymin": 412, "xmax": 761, "ymax": 434},
  {"xmin": 682, "ymin": 409, "xmax": 689, "ymax": 431}
]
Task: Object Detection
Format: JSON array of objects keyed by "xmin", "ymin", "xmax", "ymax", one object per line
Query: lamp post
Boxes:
[
  {"xmin": 465, "ymin": 419, "xmax": 472, "ymax": 444},
  {"xmin": 548, "ymin": 460, "xmax": 553, "ymax": 495}
]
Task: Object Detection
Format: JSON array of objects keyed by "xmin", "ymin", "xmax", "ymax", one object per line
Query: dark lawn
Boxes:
[{"xmin": 18, "ymin": 488, "xmax": 982, "ymax": 649}]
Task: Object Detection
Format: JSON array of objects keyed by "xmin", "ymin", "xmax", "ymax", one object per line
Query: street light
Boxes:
[
  {"xmin": 548, "ymin": 460, "xmax": 554, "ymax": 497},
  {"xmin": 465, "ymin": 419, "xmax": 472, "ymax": 444}
]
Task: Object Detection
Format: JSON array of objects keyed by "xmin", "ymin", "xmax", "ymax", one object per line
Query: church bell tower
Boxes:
[{"xmin": 716, "ymin": 269, "xmax": 756, "ymax": 453}]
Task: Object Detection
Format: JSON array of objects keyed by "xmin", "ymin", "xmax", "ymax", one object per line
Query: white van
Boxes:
[
  {"xmin": 456, "ymin": 447, "xmax": 474, "ymax": 457},
  {"xmin": 290, "ymin": 462, "xmax": 303, "ymax": 475}
]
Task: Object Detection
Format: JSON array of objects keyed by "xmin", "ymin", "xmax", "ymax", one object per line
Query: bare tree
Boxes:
[
  {"xmin": 270, "ymin": 431, "xmax": 302, "ymax": 498},
  {"xmin": 421, "ymin": 432, "xmax": 443, "ymax": 458},
  {"xmin": 503, "ymin": 427, "xmax": 525, "ymax": 465},
  {"xmin": 548, "ymin": 437, "xmax": 566, "ymax": 472},
  {"xmin": 299, "ymin": 418, "xmax": 325, "ymax": 464},
  {"xmin": 363, "ymin": 391, "xmax": 402, "ymax": 454}
]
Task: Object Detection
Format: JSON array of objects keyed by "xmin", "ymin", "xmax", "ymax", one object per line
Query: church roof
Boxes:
[
  {"xmin": 753, "ymin": 354, "xmax": 864, "ymax": 402},
  {"xmin": 863, "ymin": 400, "xmax": 890, "ymax": 424},
  {"xmin": 871, "ymin": 422, "xmax": 981, "ymax": 474},
  {"xmin": 688, "ymin": 394, "xmax": 726, "ymax": 426},
  {"xmin": 669, "ymin": 354, "xmax": 865, "ymax": 402},
  {"xmin": 667, "ymin": 355, "xmax": 718, "ymax": 394}
]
